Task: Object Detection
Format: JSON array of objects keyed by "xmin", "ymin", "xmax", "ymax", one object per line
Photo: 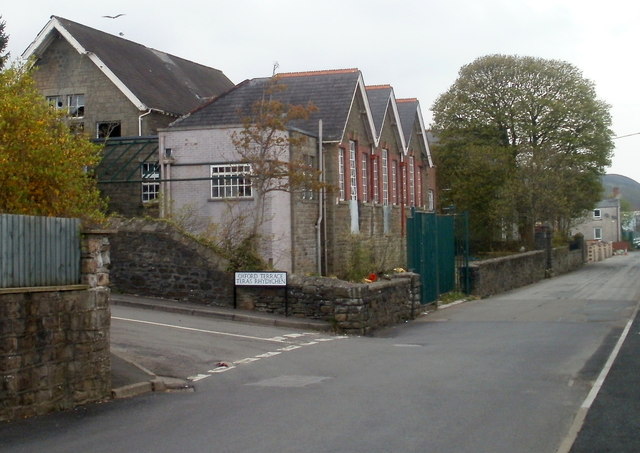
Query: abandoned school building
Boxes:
[{"xmin": 23, "ymin": 17, "xmax": 437, "ymax": 278}]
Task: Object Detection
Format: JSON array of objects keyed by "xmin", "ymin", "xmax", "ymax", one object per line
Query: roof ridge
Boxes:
[
  {"xmin": 366, "ymin": 84, "xmax": 392, "ymax": 90},
  {"xmin": 276, "ymin": 68, "xmax": 359, "ymax": 78},
  {"xmin": 397, "ymin": 98, "xmax": 418, "ymax": 103},
  {"xmin": 54, "ymin": 16, "xmax": 226, "ymax": 73}
]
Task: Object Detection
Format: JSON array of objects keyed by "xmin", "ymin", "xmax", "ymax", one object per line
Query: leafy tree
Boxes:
[
  {"xmin": 228, "ymin": 77, "xmax": 322, "ymax": 266},
  {"xmin": 0, "ymin": 65, "xmax": 106, "ymax": 222},
  {"xmin": 432, "ymin": 54, "xmax": 613, "ymax": 248},
  {"xmin": 0, "ymin": 16, "xmax": 8, "ymax": 69}
]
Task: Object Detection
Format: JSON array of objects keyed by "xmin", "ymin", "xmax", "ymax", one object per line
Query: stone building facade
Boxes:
[{"xmin": 159, "ymin": 69, "xmax": 437, "ymax": 279}]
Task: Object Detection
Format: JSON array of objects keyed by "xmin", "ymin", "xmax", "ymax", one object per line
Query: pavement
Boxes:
[
  {"xmin": 109, "ymin": 293, "xmax": 640, "ymax": 452},
  {"xmin": 109, "ymin": 293, "xmax": 332, "ymax": 399}
]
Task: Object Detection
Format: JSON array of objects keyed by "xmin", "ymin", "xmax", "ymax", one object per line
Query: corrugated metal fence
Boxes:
[{"xmin": 0, "ymin": 214, "xmax": 81, "ymax": 288}]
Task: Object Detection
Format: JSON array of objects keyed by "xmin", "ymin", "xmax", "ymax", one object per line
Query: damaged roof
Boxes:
[{"xmin": 23, "ymin": 16, "xmax": 234, "ymax": 116}]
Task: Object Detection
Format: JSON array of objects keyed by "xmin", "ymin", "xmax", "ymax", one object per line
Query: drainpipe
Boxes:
[
  {"xmin": 316, "ymin": 120, "xmax": 324, "ymax": 276},
  {"xmin": 138, "ymin": 109, "xmax": 152, "ymax": 136}
]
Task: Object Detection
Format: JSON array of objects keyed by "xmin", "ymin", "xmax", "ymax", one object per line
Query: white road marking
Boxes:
[
  {"xmin": 234, "ymin": 357, "xmax": 261, "ymax": 364},
  {"xmin": 111, "ymin": 315, "xmax": 349, "ymax": 384},
  {"xmin": 112, "ymin": 316, "xmax": 287, "ymax": 343},
  {"xmin": 255, "ymin": 351, "xmax": 282, "ymax": 358},
  {"xmin": 208, "ymin": 366, "xmax": 236, "ymax": 373},
  {"xmin": 278, "ymin": 345, "xmax": 302, "ymax": 351},
  {"xmin": 187, "ymin": 374, "xmax": 210, "ymax": 382},
  {"xmin": 556, "ymin": 299, "xmax": 640, "ymax": 453}
]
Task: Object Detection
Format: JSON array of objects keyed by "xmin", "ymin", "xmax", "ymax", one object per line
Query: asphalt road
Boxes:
[{"xmin": 1, "ymin": 253, "xmax": 638, "ymax": 453}]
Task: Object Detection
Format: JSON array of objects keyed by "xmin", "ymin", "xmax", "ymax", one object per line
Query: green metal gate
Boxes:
[{"xmin": 407, "ymin": 210, "xmax": 468, "ymax": 304}]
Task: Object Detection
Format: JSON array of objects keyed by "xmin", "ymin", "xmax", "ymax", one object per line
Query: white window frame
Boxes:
[
  {"xmin": 67, "ymin": 94, "xmax": 85, "ymax": 118},
  {"xmin": 381, "ymin": 149, "xmax": 389, "ymax": 206},
  {"xmin": 593, "ymin": 209, "xmax": 602, "ymax": 219},
  {"xmin": 349, "ymin": 140, "xmax": 358, "ymax": 201},
  {"xmin": 338, "ymin": 148, "xmax": 346, "ymax": 201},
  {"xmin": 361, "ymin": 153, "xmax": 369, "ymax": 202},
  {"xmin": 391, "ymin": 160, "xmax": 398, "ymax": 205},
  {"xmin": 141, "ymin": 162, "xmax": 160, "ymax": 202},
  {"xmin": 372, "ymin": 156, "xmax": 379, "ymax": 204},
  {"xmin": 594, "ymin": 227, "xmax": 602, "ymax": 240},
  {"xmin": 409, "ymin": 156, "xmax": 415, "ymax": 207},
  {"xmin": 96, "ymin": 121, "xmax": 121, "ymax": 139},
  {"xmin": 46, "ymin": 94, "xmax": 84, "ymax": 118},
  {"xmin": 210, "ymin": 163, "xmax": 252, "ymax": 199},
  {"xmin": 47, "ymin": 95, "xmax": 64, "ymax": 109}
]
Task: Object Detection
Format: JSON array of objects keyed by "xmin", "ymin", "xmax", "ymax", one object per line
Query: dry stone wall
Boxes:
[
  {"xmin": 466, "ymin": 247, "xmax": 585, "ymax": 298},
  {"xmin": 108, "ymin": 218, "xmax": 234, "ymax": 306},
  {"xmin": 238, "ymin": 273, "xmax": 422, "ymax": 335}
]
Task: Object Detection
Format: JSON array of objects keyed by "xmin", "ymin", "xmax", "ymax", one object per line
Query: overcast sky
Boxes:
[{"xmin": 3, "ymin": 0, "xmax": 639, "ymax": 185}]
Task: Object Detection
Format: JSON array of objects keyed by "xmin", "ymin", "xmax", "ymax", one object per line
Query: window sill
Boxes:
[{"xmin": 208, "ymin": 197, "xmax": 254, "ymax": 202}]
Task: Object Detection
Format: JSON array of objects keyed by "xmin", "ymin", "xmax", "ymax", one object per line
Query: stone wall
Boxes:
[
  {"xmin": 109, "ymin": 218, "xmax": 419, "ymax": 334},
  {"xmin": 237, "ymin": 273, "xmax": 422, "ymax": 335},
  {"xmin": 466, "ymin": 247, "xmax": 585, "ymax": 298},
  {"xmin": 0, "ymin": 231, "xmax": 112, "ymax": 422},
  {"xmin": 108, "ymin": 218, "xmax": 234, "ymax": 306}
]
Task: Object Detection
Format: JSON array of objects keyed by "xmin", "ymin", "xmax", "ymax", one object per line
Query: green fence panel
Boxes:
[
  {"xmin": 407, "ymin": 211, "xmax": 464, "ymax": 304},
  {"xmin": 0, "ymin": 214, "xmax": 81, "ymax": 288},
  {"xmin": 437, "ymin": 215, "xmax": 455, "ymax": 294}
]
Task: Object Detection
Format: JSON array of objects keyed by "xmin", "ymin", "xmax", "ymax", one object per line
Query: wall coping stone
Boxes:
[{"xmin": 0, "ymin": 284, "xmax": 89, "ymax": 295}]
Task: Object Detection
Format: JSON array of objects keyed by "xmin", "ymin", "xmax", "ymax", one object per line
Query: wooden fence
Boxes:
[{"xmin": 0, "ymin": 214, "xmax": 81, "ymax": 288}]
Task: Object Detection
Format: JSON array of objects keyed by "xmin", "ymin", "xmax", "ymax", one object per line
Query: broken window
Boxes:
[
  {"xmin": 46, "ymin": 94, "xmax": 84, "ymax": 117},
  {"xmin": 97, "ymin": 121, "xmax": 122, "ymax": 139},
  {"xmin": 46, "ymin": 95, "xmax": 64, "ymax": 109},
  {"xmin": 68, "ymin": 94, "xmax": 85, "ymax": 118}
]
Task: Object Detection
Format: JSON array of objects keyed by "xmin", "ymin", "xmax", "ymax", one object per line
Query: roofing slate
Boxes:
[
  {"xmin": 396, "ymin": 99, "xmax": 420, "ymax": 147},
  {"xmin": 47, "ymin": 17, "xmax": 234, "ymax": 115},
  {"xmin": 366, "ymin": 86, "xmax": 393, "ymax": 138},
  {"xmin": 171, "ymin": 69, "xmax": 363, "ymax": 142}
]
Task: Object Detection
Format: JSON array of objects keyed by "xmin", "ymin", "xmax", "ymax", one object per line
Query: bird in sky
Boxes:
[{"xmin": 102, "ymin": 14, "xmax": 125, "ymax": 19}]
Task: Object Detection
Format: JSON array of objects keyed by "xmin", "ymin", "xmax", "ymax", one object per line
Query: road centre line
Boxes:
[{"xmin": 112, "ymin": 316, "xmax": 289, "ymax": 343}]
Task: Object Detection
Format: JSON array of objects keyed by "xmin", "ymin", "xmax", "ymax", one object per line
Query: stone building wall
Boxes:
[
  {"xmin": 0, "ymin": 231, "xmax": 112, "ymax": 422},
  {"xmin": 317, "ymin": 89, "xmax": 420, "ymax": 278},
  {"xmin": 32, "ymin": 33, "xmax": 173, "ymax": 138},
  {"xmin": 290, "ymin": 132, "xmax": 322, "ymax": 275}
]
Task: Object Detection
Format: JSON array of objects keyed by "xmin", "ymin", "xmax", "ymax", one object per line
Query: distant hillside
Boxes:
[{"xmin": 602, "ymin": 174, "xmax": 640, "ymax": 210}]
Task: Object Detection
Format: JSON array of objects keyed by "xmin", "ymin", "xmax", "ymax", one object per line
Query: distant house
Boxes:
[
  {"xmin": 571, "ymin": 197, "xmax": 621, "ymax": 243},
  {"xmin": 159, "ymin": 69, "xmax": 436, "ymax": 276},
  {"xmin": 22, "ymin": 16, "xmax": 234, "ymax": 216}
]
